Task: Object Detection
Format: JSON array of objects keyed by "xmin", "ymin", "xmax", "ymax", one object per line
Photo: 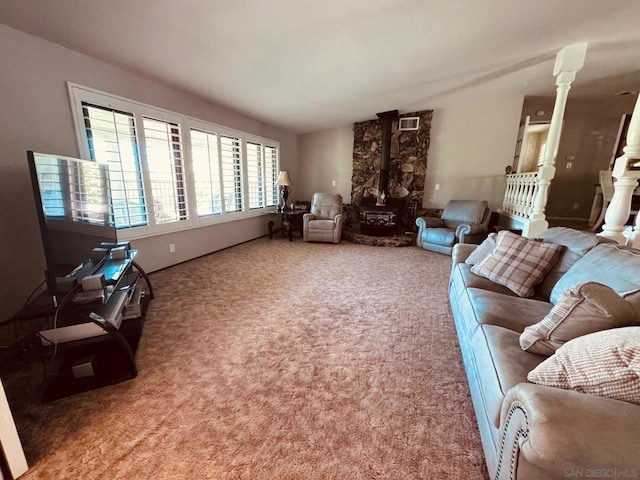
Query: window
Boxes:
[
  {"xmin": 264, "ymin": 146, "xmax": 279, "ymax": 208},
  {"xmin": 69, "ymin": 83, "xmax": 280, "ymax": 239},
  {"xmin": 245, "ymin": 143, "xmax": 278, "ymax": 209},
  {"xmin": 220, "ymin": 135, "xmax": 243, "ymax": 213},
  {"xmin": 82, "ymin": 103, "xmax": 147, "ymax": 228},
  {"xmin": 191, "ymin": 129, "xmax": 222, "ymax": 217},
  {"xmin": 246, "ymin": 142, "xmax": 263, "ymax": 209},
  {"xmin": 142, "ymin": 117, "xmax": 188, "ymax": 224}
]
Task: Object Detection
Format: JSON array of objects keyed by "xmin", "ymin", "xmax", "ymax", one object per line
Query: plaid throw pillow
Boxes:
[
  {"xmin": 471, "ymin": 231, "xmax": 563, "ymax": 297},
  {"xmin": 528, "ymin": 327, "xmax": 640, "ymax": 405},
  {"xmin": 464, "ymin": 233, "xmax": 497, "ymax": 266},
  {"xmin": 520, "ymin": 282, "xmax": 636, "ymax": 355}
]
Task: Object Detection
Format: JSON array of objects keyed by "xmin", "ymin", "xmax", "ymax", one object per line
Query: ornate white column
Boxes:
[
  {"xmin": 523, "ymin": 43, "xmax": 588, "ymax": 238},
  {"xmin": 600, "ymin": 94, "xmax": 640, "ymax": 245}
]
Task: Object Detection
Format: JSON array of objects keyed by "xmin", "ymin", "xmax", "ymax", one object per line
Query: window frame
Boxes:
[{"xmin": 68, "ymin": 82, "xmax": 280, "ymax": 240}]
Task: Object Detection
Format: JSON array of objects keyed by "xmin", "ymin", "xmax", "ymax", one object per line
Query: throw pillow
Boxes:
[
  {"xmin": 471, "ymin": 230, "xmax": 564, "ymax": 297},
  {"xmin": 520, "ymin": 282, "xmax": 636, "ymax": 355},
  {"xmin": 527, "ymin": 327, "xmax": 640, "ymax": 405},
  {"xmin": 465, "ymin": 233, "xmax": 497, "ymax": 265}
]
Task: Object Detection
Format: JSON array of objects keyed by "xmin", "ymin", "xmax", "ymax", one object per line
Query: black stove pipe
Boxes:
[{"xmin": 376, "ymin": 110, "xmax": 398, "ymax": 198}]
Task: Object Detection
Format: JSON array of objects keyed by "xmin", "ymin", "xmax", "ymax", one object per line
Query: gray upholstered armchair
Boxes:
[
  {"xmin": 303, "ymin": 193, "xmax": 343, "ymax": 243},
  {"xmin": 416, "ymin": 200, "xmax": 490, "ymax": 255}
]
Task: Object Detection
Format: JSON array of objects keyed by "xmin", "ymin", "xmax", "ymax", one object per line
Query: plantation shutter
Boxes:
[
  {"xmin": 246, "ymin": 142, "xmax": 264, "ymax": 209},
  {"xmin": 190, "ymin": 129, "xmax": 222, "ymax": 217},
  {"xmin": 220, "ymin": 135, "xmax": 243, "ymax": 213},
  {"xmin": 264, "ymin": 146, "xmax": 278, "ymax": 207},
  {"xmin": 73, "ymin": 85, "xmax": 280, "ymax": 236},
  {"xmin": 142, "ymin": 117, "xmax": 188, "ymax": 225},
  {"xmin": 81, "ymin": 103, "xmax": 148, "ymax": 228}
]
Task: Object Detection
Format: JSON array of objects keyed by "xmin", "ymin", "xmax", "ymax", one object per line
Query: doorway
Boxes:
[{"xmin": 512, "ymin": 116, "xmax": 551, "ymax": 173}]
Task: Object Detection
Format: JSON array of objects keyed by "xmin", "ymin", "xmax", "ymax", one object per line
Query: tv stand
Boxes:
[{"xmin": 36, "ymin": 250, "xmax": 153, "ymax": 402}]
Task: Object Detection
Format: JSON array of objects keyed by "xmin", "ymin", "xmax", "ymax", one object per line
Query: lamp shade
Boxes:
[{"xmin": 276, "ymin": 170, "xmax": 293, "ymax": 186}]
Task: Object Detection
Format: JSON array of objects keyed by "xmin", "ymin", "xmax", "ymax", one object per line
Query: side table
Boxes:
[{"xmin": 267, "ymin": 209, "xmax": 308, "ymax": 241}]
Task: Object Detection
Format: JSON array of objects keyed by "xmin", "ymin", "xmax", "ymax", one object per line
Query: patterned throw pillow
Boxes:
[
  {"xmin": 471, "ymin": 231, "xmax": 564, "ymax": 297},
  {"xmin": 464, "ymin": 233, "xmax": 497, "ymax": 265},
  {"xmin": 520, "ymin": 282, "xmax": 637, "ymax": 355},
  {"xmin": 528, "ymin": 327, "xmax": 640, "ymax": 405}
]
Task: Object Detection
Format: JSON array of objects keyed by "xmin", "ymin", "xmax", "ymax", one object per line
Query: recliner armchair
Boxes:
[
  {"xmin": 416, "ymin": 200, "xmax": 490, "ymax": 255},
  {"xmin": 303, "ymin": 193, "xmax": 343, "ymax": 243}
]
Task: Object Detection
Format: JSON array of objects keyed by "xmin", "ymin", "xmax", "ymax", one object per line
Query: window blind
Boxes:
[
  {"xmin": 191, "ymin": 129, "xmax": 222, "ymax": 217},
  {"xmin": 142, "ymin": 117, "xmax": 188, "ymax": 224},
  {"xmin": 264, "ymin": 146, "xmax": 278, "ymax": 207},
  {"xmin": 220, "ymin": 135, "xmax": 243, "ymax": 213},
  {"xmin": 246, "ymin": 142, "xmax": 264, "ymax": 209},
  {"xmin": 82, "ymin": 103, "xmax": 148, "ymax": 228}
]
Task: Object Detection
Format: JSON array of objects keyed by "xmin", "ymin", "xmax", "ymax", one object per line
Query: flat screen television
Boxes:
[{"xmin": 27, "ymin": 151, "xmax": 118, "ymax": 306}]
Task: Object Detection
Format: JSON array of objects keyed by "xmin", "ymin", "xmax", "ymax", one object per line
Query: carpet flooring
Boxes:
[{"xmin": 4, "ymin": 237, "xmax": 489, "ymax": 479}]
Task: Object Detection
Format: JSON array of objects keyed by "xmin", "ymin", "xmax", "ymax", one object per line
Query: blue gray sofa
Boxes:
[{"xmin": 449, "ymin": 227, "xmax": 640, "ymax": 480}]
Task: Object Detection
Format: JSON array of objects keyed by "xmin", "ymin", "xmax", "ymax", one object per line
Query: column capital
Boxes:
[{"xmin": 553, "ymin": 43, "xmax": 588, "ymax": 76}]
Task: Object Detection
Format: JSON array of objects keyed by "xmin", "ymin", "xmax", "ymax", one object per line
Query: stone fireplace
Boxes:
[{"xmin": 349, "ymin": 109, "xmax": 432, "ymax": 238}]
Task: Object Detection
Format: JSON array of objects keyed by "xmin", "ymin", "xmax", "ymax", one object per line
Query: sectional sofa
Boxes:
[{"xmin": 448, "ymin": 227, "xmax": 640, "ymax": 480}]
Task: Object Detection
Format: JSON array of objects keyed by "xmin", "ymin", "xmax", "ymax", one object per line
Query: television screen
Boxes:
[{"xmin": 27, "ymin": 151, "xmax": 118, "ymax": 304}]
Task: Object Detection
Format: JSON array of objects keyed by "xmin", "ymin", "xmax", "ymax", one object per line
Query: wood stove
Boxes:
[{"xmin": 360, "ymin": 197, "xmax": 403, "ymax": 236}]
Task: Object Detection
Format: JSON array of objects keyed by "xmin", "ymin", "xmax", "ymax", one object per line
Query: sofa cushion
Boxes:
[
  {"xmin": 465, "ymin": 233, "xmax": 497, "ymax": 265},
  {"xmin": 534, "ymin": 227, "xmax": 612, "ymax": 300},
  {"xmin": 423, "ymin": 227, "xmax": 456, "ymax": 247},
  {"xmin": 470, "ymin": 325, "xmax": 546, "ymax": 428},
  {"xmin": 528, "ymin": 327, "xmax": 640, "ymax": 405},
  {"xmin": 465, "ymin": 288, "xmax": 552, "ymax": 335},
  {"xmin": 550, "ymin": 244, "xmax": 640, "ymax": 318},
  {"xmin": 471, "ymin": 231, "xmax": 563, "ymax": 298},
  {"xmin": 308, "ymin": 219, "xmax": 337, "ymax": 230},
  {"xmin": 520, "ymin": 282, "xmax": 636, "ymax": 355}
]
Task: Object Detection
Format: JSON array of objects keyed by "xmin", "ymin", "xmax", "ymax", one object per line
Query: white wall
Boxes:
[
  {"xmin": 426, "ymin": 92, "xmax": 524, "ymax": 211},
  {"xmin": 0, "ymin": 25, "xmax": 297, "ymax": 320},
  {"xmin": 297, "ymin": 126, "xmax": 354, "ymax": 202},
  {"xmin": 298, "ymin": 91, "xmax": 524, "ymax": 212}
]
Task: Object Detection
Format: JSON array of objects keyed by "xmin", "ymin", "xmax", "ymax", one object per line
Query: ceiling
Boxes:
[{"xmin": 2, "ymin": 0, "xmax": 640, "ymax": 133}]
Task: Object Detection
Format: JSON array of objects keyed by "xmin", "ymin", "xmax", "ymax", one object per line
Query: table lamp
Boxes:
[{"xmin": 276, "ymin": 170, "xmax": 293, "ymax": 212}]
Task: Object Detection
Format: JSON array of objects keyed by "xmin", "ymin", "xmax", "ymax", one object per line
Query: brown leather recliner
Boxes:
[
  {"xmin": 416, "ymin": 200, "xmax": 491, "ymax": 255},
  {"xmin": 303, "ymin": 193, "xmax": 343, "ymax": 243}
]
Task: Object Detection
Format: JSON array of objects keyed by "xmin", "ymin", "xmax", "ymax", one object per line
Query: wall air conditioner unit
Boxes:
[{"xmin": 398, "ymin": 117, "xmax": 420, "ymax": 131}]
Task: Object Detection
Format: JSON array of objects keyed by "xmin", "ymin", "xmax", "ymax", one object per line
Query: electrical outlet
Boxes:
[
  {"xmin": 573, "ymin": 203, "xmax": 580, "ymax": 210},
  {"xmin": 169, "ymin": 243, "xmax": 176, "ymax": 253},
  {"xmin": 435, "ymin": 183, "xmax": 440, "ymax": 191},
  {"xmin": 332, "ymin": 180, "xmax": 336, "ymax": 187},
  {"xmin": 566, "ymin": 161, "xmax": 572, "ymax": 169}
]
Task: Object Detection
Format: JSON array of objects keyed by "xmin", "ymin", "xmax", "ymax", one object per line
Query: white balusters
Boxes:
[{"xmin": 503, "ymin": 172, "xmax": 538, "ymax": 217}]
